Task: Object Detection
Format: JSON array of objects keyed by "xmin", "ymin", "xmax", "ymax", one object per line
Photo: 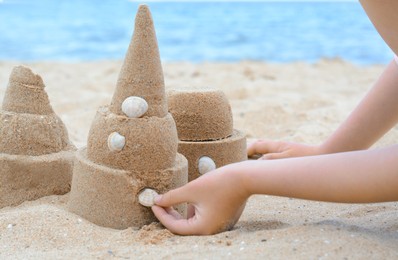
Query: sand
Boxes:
[
  {"xmin": 0, "ymin": 59, "xmax": 397, "ymax": 259},
  {"xmin": 168, "ymin": 89, "xmax": 234, "ymax": 141},
  {"xmin": 168, "ymin": 88, "xmax": 247, "ymax": 181},
  {"xmin": 68, "ymin": 6, "xmax": 188, "ymax": 230},
  {"xmin": 0, "ymin": 66, "xmax": 75, "ymax": 209}
]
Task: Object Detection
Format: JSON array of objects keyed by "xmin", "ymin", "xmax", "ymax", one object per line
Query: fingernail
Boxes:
[{"xmin": 154, "ymin": 194, "xmax": 162, "ymax": 204}]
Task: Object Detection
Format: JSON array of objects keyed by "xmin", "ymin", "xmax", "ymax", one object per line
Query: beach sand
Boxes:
[{"xmin": 0, "ymin": 60, "xmax": 397, "ymax": 259}]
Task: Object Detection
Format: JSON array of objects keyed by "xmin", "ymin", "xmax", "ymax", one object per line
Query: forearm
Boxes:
[
  {"xmin": 318, "ymin": 0, "xmax": 398, "ymax": 153},
  {"xmin": 320, "ymin": 61, "xmax": 398, "ymax": 153},
  {"xmin": 232, "ymin": 145, "xmax": 398, "ymax": 203}
]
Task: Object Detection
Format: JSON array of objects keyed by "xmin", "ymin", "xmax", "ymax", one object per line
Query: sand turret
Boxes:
[
  {"xmin": 68, "ymin": 5, "xmax": 188, "ymax": 229},
  {"xmin": 110, "ymin": 5, "xmax": 167, "ymax": 118},
  {"xmin": 0, "ymin": 66, "xmax": 76, "ymax": 208},
  {"xmin": 2, "ymin": 66, "xmax": 53, "ymax": 115},
  {"xmin": 168, "ymin": 88, "xmax": 247, "ymax": 181}
]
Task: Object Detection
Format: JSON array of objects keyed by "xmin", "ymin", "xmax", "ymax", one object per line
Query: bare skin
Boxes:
[
  {"xmin": 248, "ymin": 59, "xmax": 398, "ymax": 159},
  {"xmin": 152, "ymin": 0, "xmax": 398, "ymax": 235}
]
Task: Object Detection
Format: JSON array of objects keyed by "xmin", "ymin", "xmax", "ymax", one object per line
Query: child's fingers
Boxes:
[
  {"xmin": 247, "ymin": 140, "xmax": 282, "ymax": 156},
  {"xmin": 164, "ymin": 206, "xmax": 184, "ymax": 220},
  {"xmin": 247, "ymin": 140, "xmax": 267, "ymax": 156},
  {"xmin": 260, "ymin": 152, "xmax": 289, "ymax": 160},
  {"xmin": 152, "ymin": 205, "xmax": 200, "ymax": 235},
  {"xmin": 187, "ymin": 204, "xmax": 195, "ymax": 218},
  {"xmin": 154, "ymin": 185, "xmax": 192, "ymax": 207}
]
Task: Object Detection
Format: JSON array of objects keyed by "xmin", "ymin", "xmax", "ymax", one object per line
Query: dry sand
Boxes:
[{"xmin": 0, "ymin": 59, "xmax": 397, "ymax": 259}]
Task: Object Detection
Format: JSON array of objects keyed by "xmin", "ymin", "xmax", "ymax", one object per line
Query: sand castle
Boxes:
[
  {"xmin": 168, "ymin": 88, "xmax": 247, "ymax": 181},
  {"xmin": 68, "ymin": 5, "xmax": 188, "ymax": 229},
  {"xmin": 0, "ymin": 66, "xmax": 75, "ymax": 208},
  {"xmin": 0, "ymin": 4, "xmax": 244, "ymax": 229}
]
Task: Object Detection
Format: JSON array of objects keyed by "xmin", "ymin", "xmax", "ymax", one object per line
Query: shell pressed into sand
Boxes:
[
  {"xmin": 138, "ymin": 188, "xmax": 159, "ymax": 207},
  {"xmin": 198, "ymin": 156, "xmax": 216, "ymax": 175},
  {"xmin": 107, "ymin": 132, "xmax": 126, "ymax": 152},
  {"xmin": 121, "ymin": 96, "xmax": 148, "ymax": 118}
]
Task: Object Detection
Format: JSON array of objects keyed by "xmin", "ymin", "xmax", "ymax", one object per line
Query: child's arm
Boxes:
[
  {"xmin": 151, "ymin": 1, "xmax": 398, "ymax": 235},
  {"xmin": 153, "ymin": 144, "xmax": 398, "ymax": 235},
  {"xmin": 249, "ymin": 1, "xmax": 398, "ymax": 159},
  {"xmin": 320, "ymin": 59, "xmax": 398, "ymax": 153},
  {"xmin": 249, "ymin": 52, "xmax": 398, "ymax": 159}
]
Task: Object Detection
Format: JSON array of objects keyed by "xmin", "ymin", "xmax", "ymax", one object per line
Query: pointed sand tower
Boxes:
[
  {"xmin": 0, "ymin": 66, "xmax": 76, "ymax": 208},
  {"xmin": 68, "ymin": 5, "xmax": 188, "ymax": 229}
]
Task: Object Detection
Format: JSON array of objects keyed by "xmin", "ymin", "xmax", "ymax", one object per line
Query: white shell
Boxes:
[
  {"xmin": 198, "ymin": 156, "xmax": 216, "ymax": 175},
  {"xmin": 138, "ymin": 188, "xmax": 159, "ymax": 207},
  {"xmin": 107, "ymin": 132, "xmax": 126, "ymax": 152},
  {"xmin": 121, "ymin": 96, "xmax": 148, "ymax": 118}
]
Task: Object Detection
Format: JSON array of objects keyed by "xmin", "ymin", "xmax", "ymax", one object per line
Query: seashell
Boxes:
[
  {"xmin": 121, "ymin": 96, "xmax": 148, "ymax": 118},
  {"xmin": 107, "ymin": 132, "xmax": 126, "ymax": 152},
  {"xmin": 138, "ymin": 188, "xmax": 159, "ymax": 207},
  {"xmin": 198, "ymin": 156, "xmax": 216, "ymax": 175}
]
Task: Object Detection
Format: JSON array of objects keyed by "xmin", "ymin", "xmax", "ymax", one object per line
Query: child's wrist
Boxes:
[
  {"xmin": 317, "ymin": 142, "xmax": 335, "ymax": 155},
  {"xmin": 221, "ymin": 161, "xmax": 253, "ymax": 198}
]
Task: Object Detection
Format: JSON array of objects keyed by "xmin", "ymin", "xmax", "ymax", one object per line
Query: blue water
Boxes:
[{"xmin": 0, "ymin": 0, "xmax": 393, "ymax": 64}]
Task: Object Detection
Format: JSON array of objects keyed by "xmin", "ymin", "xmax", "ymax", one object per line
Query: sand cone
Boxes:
[
  {"xmin": 2, "ymin": 66, "xmax": 53, "ymax": 115},
  {"xmin": 110, "ymin": 5, "xmax": 167, "ymax": 118},
  {"xmin": 68, "ymin": 5, "xmax": 188, "ymax": 229},
  {"xmin": 0, "ymin": 66, "xmax": 76, "ymax": 208},
  {"xmin": 168, "ymin": 88, "xmax": 247, "ymax": 181}
]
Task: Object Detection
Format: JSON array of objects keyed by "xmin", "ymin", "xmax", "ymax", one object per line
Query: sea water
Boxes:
[{"xmin": 0, "ymin": 0, "xmax": 393, "ymax": 64}]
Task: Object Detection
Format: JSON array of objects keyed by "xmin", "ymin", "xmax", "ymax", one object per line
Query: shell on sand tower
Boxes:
[
  {"xmin": 198, "ymin": 156, "xmax": 217, "ymax": 175},
  {"xmin": 0, "ymin": 66, "xmax": 76, "ymax": 208},
  {"xmin": 168, "ymin": 88, "xmax": 247, "ymax": 182},
  {"xmin": 121, "ymin": 96, "xmax": 148, "ymax": 118},
  {"xmin": 68, "ymin": 5, "xmax": 188, "ymax": 229},
  {"xmin": 138, "ymin": 188, "xmax": 159, "ymax": 207},
  {"xmin": 107, "ymin": 132, "xmax": 126, "ymax": 152}
]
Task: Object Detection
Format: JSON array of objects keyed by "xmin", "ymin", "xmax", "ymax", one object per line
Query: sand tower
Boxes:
[
  {"xmin": 0, "ymin": 66, "xmax": 76, "ymax": 208},
  {"xmin": 168, "ymin": 88, "xmax": 247, "ymax": 181},
  {"xmin": 68, "ymin": 5, "xmax": 188, "ymax": 229}
]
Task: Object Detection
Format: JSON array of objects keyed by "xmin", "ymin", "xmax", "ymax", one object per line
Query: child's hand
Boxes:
[
  {"xmin": 247, "ymin": 139, "xmax": 321, "ymax": 160},
  {"xmin": 151, "ymin": 165, "xmax": 249, "ymax": 235}
]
